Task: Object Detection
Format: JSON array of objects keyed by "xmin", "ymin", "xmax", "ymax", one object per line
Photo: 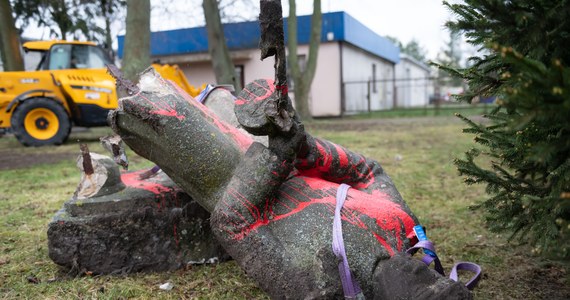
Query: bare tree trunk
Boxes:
[
  {"xmin": 287, "ymin": 0, "xmax": 321, "ymax": 121},
  {"xmin": 122, "ymin": 0, "xmax": 150, "ymax": 81},
  {"xmin": 104, "ymin": 16, "xmax": 114, "ymax": 59},
  {"xmin": 0, "ymin": 0, "xmax": 24, "ymax": 71},
  {"xmin": 0, "ymin": 42, "xmax": 6, "ymax": 70},
  {"xmin": 101, "ymin": 0, "xmax": 115, "ymax": 60},
  {"xmin": 203, "ymin": 0, "xmax": 240, "ymax": 90}
]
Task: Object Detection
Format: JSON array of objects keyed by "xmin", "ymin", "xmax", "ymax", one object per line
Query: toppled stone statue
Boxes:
[{"xmin": 108, "ymin": 68, "xmax": 474, "ymax": 299}]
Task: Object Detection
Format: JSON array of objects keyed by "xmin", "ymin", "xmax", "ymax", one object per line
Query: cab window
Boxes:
[
  {"xmin": 47, "ymin": 44, "xmax": 112, "ymax": 70},
  {"xmin": 48, "ymin": 44, "xmax": 71, "ymax": 70},
  {"xmin": 70, "ymin": 45, "xmax": 112, "ymax": 69}
]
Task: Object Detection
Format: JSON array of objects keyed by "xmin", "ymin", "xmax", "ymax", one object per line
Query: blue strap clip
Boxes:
[{"xmin": 413, "ymin": 225, "xmax": 437, "ymax": 257}]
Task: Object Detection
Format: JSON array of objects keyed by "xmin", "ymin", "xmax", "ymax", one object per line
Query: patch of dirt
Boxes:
[
  {"xmin": 495, "ymin": 253, "xmax": 570, "ymax": 299},
  {"xmin": 0, "ymin": 149, "xmax": 76, "ymax": 170},
  {"xmin": 523, "ymin": 264, "xmax": 570, "ymax": 299}
]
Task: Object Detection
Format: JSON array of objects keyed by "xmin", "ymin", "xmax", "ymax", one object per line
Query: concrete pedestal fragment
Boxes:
[{"xmin": 48, "ymin": 156, "xmax": 227, "ymax": 274}]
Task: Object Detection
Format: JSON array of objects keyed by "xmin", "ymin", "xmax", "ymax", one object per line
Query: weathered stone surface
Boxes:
[
  {"xmin": 48, "ymin": 165, "xmax": 227, "ymax": 275},
  {"xmin": 201, "ymin": 86, "xmax": 268, "ymax": 145},
  {"xmin": 108, "ymin": 69, "xmax": 473, "ymax": 298},
  {"xmin": 109, "ymin": 69, "xmax": 253, "ymax": 213}
]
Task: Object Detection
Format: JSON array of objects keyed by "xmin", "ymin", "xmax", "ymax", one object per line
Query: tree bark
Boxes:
[
  {"xmin": 101, "ymin": 0, "xmax": 115, "ymax": 60},
  {"xmin": 203, "ymin": 0, "xmax": 240, "ymax": 90},
  {"xmin": 287, "ymin": 0, "xmax": 321, "ymax": 121},
  {"xmin": 0, "ymin": 0, "xmax": 24, "ymax": 71},
  {"xmin": 122, "ymin": 0, "xmax": 150, "ymax": 81}
]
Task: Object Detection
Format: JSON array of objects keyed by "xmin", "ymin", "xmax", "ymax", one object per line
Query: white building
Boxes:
[
  {"xmin": 118, "ymin": 12, "xmax": 400, "ymax": 117},
  {"xmin": 394, "ymin": 54, "xmax": 432, "ymax": 107}
]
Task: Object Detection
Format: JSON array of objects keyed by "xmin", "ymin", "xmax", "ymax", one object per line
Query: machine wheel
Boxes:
[{"xmin": 11, "ymin": 98, "xmax": 71, "ymax": 146}]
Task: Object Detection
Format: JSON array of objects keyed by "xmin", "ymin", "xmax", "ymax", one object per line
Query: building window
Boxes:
[{"xmin": 372, "ymin": 63, "xmax": 377, "ymax": 93}]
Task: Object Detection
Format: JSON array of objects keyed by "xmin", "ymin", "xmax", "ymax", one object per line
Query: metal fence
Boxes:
[{"xmin": 341, "ymin": 76, "xmax": 438, "ymax": 114}]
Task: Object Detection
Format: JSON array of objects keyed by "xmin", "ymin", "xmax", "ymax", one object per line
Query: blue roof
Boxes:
[{"xmin": 118, "ymin": 12, "xmax": 399, "ymax": 64}]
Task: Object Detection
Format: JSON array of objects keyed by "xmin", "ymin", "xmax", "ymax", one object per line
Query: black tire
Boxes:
[{"xmin": 11, "ymin": 98, "xmax": 71, "ymax": 147}]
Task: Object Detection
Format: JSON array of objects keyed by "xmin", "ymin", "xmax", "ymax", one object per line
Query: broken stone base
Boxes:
[{"xmin": 48, "ymin": 169, "xmax": 227, "ymax": 274}]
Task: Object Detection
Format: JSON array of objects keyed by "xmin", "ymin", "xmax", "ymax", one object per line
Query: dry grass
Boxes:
[{"xmin": 0, "ymin": 116, "xmax": 568, "ymax": 299}]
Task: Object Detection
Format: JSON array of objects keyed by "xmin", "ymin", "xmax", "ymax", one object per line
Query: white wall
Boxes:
[
  {"xmin": 176, "ymin": 50, "xmax": 280, "ymax": 91},
  {"xmin": 167, "ymin": 49, "xmax": 273, "ymax": 89},
  {"xmin": 291, "ymin": 43, "xmax": 341, "ymax": 117},
  {"xmin": 179, "ymin": 61, "xmax": 218, "ymax": 87},
  {"xmin": 175, "ymin": 42, "xmax": 394, "ymax": 116},
  {"xmin": 395, "ymin": 57, "xmax": 430, "ymax": 107},
  {"xmin": 173, "ymin": 44, "xmax": 342, "ymax": 117},
  {"xmin": 240, "ymin": 55, "xmax": 275, "ymax": 84},
  {"xmin": 341, "ymin": 43, "xmax": 395, "ymax": 112}
]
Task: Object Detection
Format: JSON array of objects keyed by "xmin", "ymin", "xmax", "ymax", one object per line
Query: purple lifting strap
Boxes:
[
  {"xmin": 450, "ymin": 262, "xmax": 482, "ymax": 290},
  {"xmin": 406, "ymin": 240, "xmax": 445, "ymax": 275},
  {"xmin": 407, "ymin": 240, "xmax": 482, "ymax": 290},
  {"xmin": 332, "ymin": 183, "xmax": 363, "ymax": 299}
]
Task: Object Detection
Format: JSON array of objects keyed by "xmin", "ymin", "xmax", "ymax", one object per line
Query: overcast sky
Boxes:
[
  {"xmin": 282, "ymin": 0, "xmax": 459, "ymax": 60},
  {"xmin": 149, "ymin": 0, "xmax": 461, "ymax": 60},
  {"xmin": 21, "ymin": 0, "xmax": 461, "ymax": 60}
]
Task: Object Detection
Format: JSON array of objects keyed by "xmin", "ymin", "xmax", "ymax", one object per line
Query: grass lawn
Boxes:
[{"xmin": 1, "ymin": 115, "xmax": 568, "ymax": 299}]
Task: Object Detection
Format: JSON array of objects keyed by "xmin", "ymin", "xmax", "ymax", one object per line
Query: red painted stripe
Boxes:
[
  {"xmin": 228, "ymin": 177, "xmax": 416, "ymax": 256},
  {"xmin": 251, "ymin": 79, "xmax": 276, "ymax": 102},
  {"xmin": 170, "ymin": 83, "xmax": 253, "ymax": 151},
  {"xmin": 121, "ymin": 171, "xmax": 173, "ymax": 194},
  {"xmin": 138, "ymin": 93, "xmax": 186, "ymax": 120},
  {"xmin": 333, "ymin": 144, "xmax": 349, "ymax": 169}
]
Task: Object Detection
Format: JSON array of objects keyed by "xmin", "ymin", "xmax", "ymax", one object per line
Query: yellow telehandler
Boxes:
[{"xmin": 0, "ymin": 40, "xmax": 203, "ymax": 146}]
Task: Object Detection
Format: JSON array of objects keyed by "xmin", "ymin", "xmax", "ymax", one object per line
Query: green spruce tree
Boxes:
[{"xmin": 444, "ymin": 0, "xmax": 570, "ymax": 257}]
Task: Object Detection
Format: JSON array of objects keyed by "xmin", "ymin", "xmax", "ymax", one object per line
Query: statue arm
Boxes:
[
  {"xmin": 210, "ymin": 142, "xmax": 317, "ymax": 298},
  {"xmin": 295, "ymin": 135, "xmax": 392, "ymax": 194},
  {"xmin": 211, "ymin": 142, "xmax": 293, "ymax": 240}
]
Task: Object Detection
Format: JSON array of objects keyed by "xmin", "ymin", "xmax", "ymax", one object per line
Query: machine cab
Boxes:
[{"xmin": 26, "ymin": 41, "xmax": 113, "ymax": 71}]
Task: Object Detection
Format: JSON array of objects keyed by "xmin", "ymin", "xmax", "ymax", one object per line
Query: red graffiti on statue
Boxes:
[
  {"xmin": 235, "ymin": 79, "xmax": 276, "ymax": 105},
  {"xmin": 138, "ymin": 92, "xmax": 186, "ymax": 120},
  {"xmin": 121, "ymin": 171, "xmax": 173, "ymax": 195},
  {"xmin": 223, "ymin": 176, "xmax": 416, "ymax": 256},
  {"xmin": 297, "ymin": 139, "xmax": 376, "ymax": 190},
  {"xmin": 171, "ymin": 83, "xmax": 254, "ymax": 151}
]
